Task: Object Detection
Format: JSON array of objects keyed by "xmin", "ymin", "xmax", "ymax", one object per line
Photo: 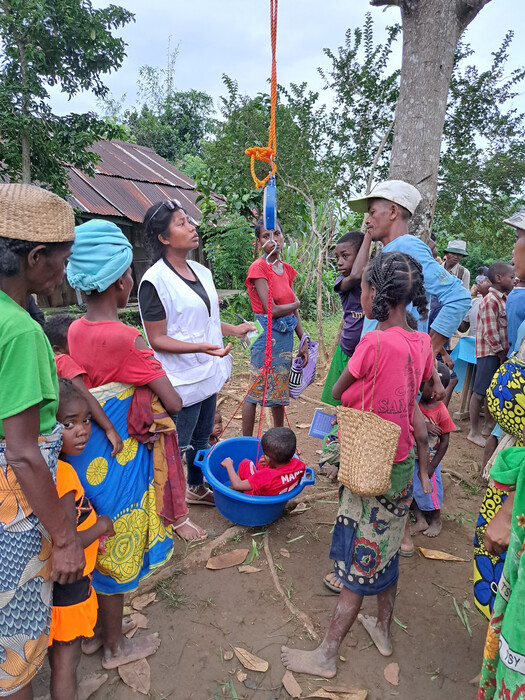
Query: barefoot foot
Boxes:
[
  {"xmin": 102, "ymin": 632, "xmax": 160, "ymax": 670},
  {"xmin": 358, "ymin": 614, "xmax": 392, "ymax": 656},
  {"xmin": 424, "ymin": 517, "xmax": 442, "ymax": 538},
  {"xmin": 82, "ymin": 617, "xmax": 137, "ymax": 655},
  {"xmin": 78, "ymin": 673, "xmax": 108, "ymax": 700},
  {"xmin": 467, "ymin": 432, "xmax": 486, "ymax": 448},
  {"xmin": 409, "ymin": 517, "xmax": 428, "ymax": 536},
  {"xmin": 280, "ymin": 645, "xmax": 337, "ymax": 678}
]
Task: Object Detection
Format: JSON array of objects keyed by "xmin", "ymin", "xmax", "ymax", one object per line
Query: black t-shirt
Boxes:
[{"xmin": 139, "ymin": 258, "xmax": 211, "ymax": 322}]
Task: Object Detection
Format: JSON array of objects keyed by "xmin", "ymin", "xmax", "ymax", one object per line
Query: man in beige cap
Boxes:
[
  {"xmin": 442, "ymin": 240, "xmax": 470, "ymax": 290},
  {"xmin": 347, "ymin": 180, "xmax": 471, "ymax": 358},
  {"xmin": 503, "ymin": 208, "xmax": 525, "ymax": 240}
]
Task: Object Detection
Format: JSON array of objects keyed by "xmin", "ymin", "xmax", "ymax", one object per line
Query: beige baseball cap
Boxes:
[
  {"xmin": 348, "ymin": 180, "xmax": 422, "ymax": 216},
  {"xmin": 503, "ymin": 208, "xmax": 525, "ymax": 230}
]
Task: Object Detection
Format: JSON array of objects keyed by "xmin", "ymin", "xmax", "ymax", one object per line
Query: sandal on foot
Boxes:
[
  {"xmin": 323, "ymin": 573, "xmax": 343, "ymax": 594},
  {"xmin": 172, "ymin": 517, "xmax": 208, "ymax": 542},
  {"xmin": 186, "ymin": 486, "xmax": 215, "ymax": 506},
  {"xmin": 399, "ymin": 546, "xmax": 415, "ymax": 557}
]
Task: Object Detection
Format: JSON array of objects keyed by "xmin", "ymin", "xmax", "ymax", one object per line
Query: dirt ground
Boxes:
[{"xmin": 34, "ymin": 380, "xmax": 489, "ymax": 700}]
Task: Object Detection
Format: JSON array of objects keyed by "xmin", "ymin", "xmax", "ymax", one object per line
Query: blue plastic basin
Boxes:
[{"xmin": 194, "ymin": 436, "xmax": 314, "ymax": 526}]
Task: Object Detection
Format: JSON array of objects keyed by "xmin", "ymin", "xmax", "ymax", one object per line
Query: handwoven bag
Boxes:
[
  {"xmin": 289, "ymin": 334, "xmax": 318, "ymax": 399},
  {"xmin": 337, "ymin": 332, "xmax": 401, "ymax": 497}
]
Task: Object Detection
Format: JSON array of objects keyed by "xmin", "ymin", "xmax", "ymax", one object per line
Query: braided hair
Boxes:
[{"xmin": 364, "ymin": 251, "xmax": 428, "ymax": 323}]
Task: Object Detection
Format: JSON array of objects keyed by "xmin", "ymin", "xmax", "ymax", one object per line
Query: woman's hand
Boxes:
[
  {"xmin": 298, "ymin": 337, "xmax": 309, "ymax": 365},
  {"xmin": 51, "ymin": 537, "xmax": 86, "ymax": 585},
  {"xmin": 426, "ymin": 423, "xmax": 442, "ymax": 437},
  {"xmin": 98, "ymin": 515, "xmax": 115, "ymax": 538},
  {"xmin": 106, "ymin": 428, "xmax": 123, "ymax": 457},
  {"xmin": 199, "ymin": 342, "xmax": 232, "ymax": 357},
  {"xmin": 440, "ymin": 349, "xmax": 454, "ymax": 370},
  {"xmin": 484, "ymin": 493, "xmax": 514, "ymax": 556},
  {"xmin": 430, "ymin": 367, "xmax": 446, "ymax": 402},
  {"xmin": 234, "ymin": 322, "xmax": 256, "ymax": 338}
]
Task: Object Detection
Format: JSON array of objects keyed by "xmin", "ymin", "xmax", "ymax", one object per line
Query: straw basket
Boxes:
[
  {"xmin": 336, "ymin": 331, "xmax": 401, "ymax": 497},
  {"xmin": 336, "ymin": 405, "xmax": 400, "ymax": 496}
]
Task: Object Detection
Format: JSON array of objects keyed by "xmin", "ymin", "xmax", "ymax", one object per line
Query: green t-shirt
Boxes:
[{"xmin": 0, "ymin": 291, "xmax": 59, "ymax": 439}]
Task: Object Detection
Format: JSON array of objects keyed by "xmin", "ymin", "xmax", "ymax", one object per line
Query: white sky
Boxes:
[{"xmin": 49, "ymin": 0, "xmax": 525, "ymax": 117}]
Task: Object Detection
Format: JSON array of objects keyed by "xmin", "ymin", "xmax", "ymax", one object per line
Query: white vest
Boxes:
[{"xmin": 139, "ymin": 259, "xmax": 232, "ymax": 407}]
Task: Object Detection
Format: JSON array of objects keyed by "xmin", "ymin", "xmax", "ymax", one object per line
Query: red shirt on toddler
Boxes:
[{"xmin": 237, "ymin": 456, "xmax": 306, "ymax": 496}]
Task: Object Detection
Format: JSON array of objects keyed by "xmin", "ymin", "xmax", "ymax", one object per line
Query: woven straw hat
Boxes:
[{"xmin": 0, "ymin": 184, "xmax": 75, "ymax": 242}]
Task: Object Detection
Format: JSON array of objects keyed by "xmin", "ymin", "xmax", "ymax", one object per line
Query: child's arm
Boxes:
[
  {"xmin": 428, "ymin": 432, "xmax": 450, "ymax": 477},
  {"xmin": 253, "ymin": 278, "xmax": 300, "ymax": 319},
  {"xmin": 413, "ymin": 403, "xmax": 432, "ymax": 493},
  {"xmin": 221, "ymin": 458, "xmax": 252, "ymax": 492},
  {"xmin": 332, "ymin": 367, "xmax": 358, "ymax": 401},
  {"xmin": 60, "ymin": 492, "xmax": 115, "ymax": 549},
  {"xmin": 71, "ymin": 376, "xmax": 123, "ymax": 457},
  {"xmin": 337, "ymin": 230, "xmax": 372, "ymax": 292}
]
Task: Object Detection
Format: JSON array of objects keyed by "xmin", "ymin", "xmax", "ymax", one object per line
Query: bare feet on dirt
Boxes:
[
  {"xmin": 410, "ymin": 516, "xmax": 428, "ymax": 536},
  {"xmin": 82, "ymin": 617, "xmax": 137, "ymax": 655},
  {"xmin": 280, "ymin": 645, "xmax": 337, "ymax": 678},
  {"xmin": 101, "ymin": 632, "xmax": 160, "ymax": 670},
  {"xmin": 78, "ymin": 672, "xmax": 108, "ymax": 700},
  {"xmin": 424, "ymin": 516, "xmax": 442, "ymax": 538},
  {"xmin": 357, "ymin": 614, "xmax": 393, "ymax": 656},
  {"xmin": 467, "ymin": 432, "xmax": 486, "ymax": 448}
]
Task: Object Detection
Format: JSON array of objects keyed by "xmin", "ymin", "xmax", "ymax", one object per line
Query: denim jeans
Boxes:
[{"xmin": 173, "ymin": 393, "xmax": 217, "ymax": 487}]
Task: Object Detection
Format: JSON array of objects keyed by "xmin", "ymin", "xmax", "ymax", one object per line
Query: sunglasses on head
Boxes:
[{"xmin": 147, "ymin": 198, "xmax": 199, "ymax": 229}]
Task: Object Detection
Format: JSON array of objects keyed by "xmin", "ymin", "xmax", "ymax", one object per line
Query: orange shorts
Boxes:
[{"xmin": 49, "ymin": 587, "xmax": 98, "ymax": 645}]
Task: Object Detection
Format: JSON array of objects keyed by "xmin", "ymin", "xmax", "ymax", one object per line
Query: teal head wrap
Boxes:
[{"xmin": 67, "ymin": 220, "xmax": 133, "ymax": 293}]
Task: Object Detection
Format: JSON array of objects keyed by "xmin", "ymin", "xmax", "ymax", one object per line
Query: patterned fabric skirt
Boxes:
[
  {"xmin": 0, "ymin": 425, "xmax": 61, "ymax": 696},
  {"xmin": 330, "ymin": 451, "xmax": 414, "ymax": 595},
  {"xmin": 246, "ymin": 313, "xmax": 297, "ymax": 407},
  {"xmin": 67, "ymin": 383, "xmax": 173, "ymax": 595}
]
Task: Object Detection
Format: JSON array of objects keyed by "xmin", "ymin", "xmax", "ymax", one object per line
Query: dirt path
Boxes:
[{"xmin": 34, "ymin": 384, "xmax": 487, "ymax": 700}]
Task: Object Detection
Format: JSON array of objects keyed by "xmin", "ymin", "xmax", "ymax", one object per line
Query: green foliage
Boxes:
[
  {"xmin": 203, "ymin": 215, "xmax": 254, "ymax": 290},
  {"xmin": 0, "ymin": 0, "xmax": 133, "ymax": 196}
]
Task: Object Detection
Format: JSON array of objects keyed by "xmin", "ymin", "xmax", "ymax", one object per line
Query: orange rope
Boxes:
[{"xmin": 245, "ymin": 0, "xmax": 278, "ymax": 188}]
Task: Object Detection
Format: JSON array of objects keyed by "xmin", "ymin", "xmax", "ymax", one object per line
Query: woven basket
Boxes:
[
  {"xmin": 0, "ymin": 184, "xmax": 75, "ymax": 242},
  {"xmin": 335, "ymin": 331, "xmax": 400, "ymax": 497},
  {"xmin": 336, "ymin": 405, "xmax": 401, "ymax": 496}
]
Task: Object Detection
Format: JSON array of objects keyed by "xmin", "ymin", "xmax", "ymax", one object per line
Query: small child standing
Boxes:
[
  {"xmin": 410, "ymin": 368, "xmax": 456, "ymax": 540},
  {"xmin": 49, "ymin": 378, "xmax": 115, "ymax": 699},
  {"xmin": 221, "ymin": 427, "xmax": 305, "ymax": 496},
  {"xmin": 321, "ymin": 230, "xmax": 372, "ymax": 406},
  {"xmin": 281, "ymin": 251, "xmax": 433, "ymax": 679},
  {"xmin": 468, "ymin": 262, "xmax": 515, "ymax": 447}
]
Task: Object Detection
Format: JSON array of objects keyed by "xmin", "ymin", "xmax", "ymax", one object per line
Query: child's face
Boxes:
[
  {"xmin": 334, "ymin": 243, "xmax": 358, "ymax": 277},
  {"xmin": 58, "ymin": 399, "xmax": 91, "ymax": 456},
  {"xmin": 360, "ymin": 278, "xmax": 375, "ymax": 319},
  {"xmin": 209, "ymin": 414, "xmax": 223, "ymax": 445},
  {"xmin": 258, "ymin": 227, "xmax": 283, "ymax": 256},
  {"xmin": 497, "ymin": 266, "xmax": 516, "ymax": 294},
  {"xmin": 420, "ymin": 379, "xmax": 434, "ymax": 401}
]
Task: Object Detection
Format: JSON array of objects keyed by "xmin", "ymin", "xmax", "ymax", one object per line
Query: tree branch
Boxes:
[
  {"xmin": 366, "ymin": 121, "xmax": 394, "ymax": 194},
  {"xmin": 457, "ymin": 0, "xmax": 493, "ymax": 32},
  {"xmin": 369, "ymin": 0, "xmax": 402, "ymax": 6}
]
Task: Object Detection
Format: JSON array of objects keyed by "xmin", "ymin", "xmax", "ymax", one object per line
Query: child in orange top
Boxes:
[{"xmin": 49, "ymin": 378, "xmax": 114, "ymax": 699}]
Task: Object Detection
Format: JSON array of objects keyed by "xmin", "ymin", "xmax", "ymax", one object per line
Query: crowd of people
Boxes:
[{"xmin": 0, "ymin": 179, "xmax": 524, "ymax": 699}]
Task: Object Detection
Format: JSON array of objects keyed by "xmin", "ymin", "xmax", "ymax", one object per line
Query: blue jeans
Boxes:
[{"xmin": 173, "ymin": 394, "xmax": 217, "ymax": 487}]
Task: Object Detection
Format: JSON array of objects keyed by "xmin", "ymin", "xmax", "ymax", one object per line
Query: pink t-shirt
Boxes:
[
  {"xmin": 342, "ymin": 328, "xmax": 433, "ymax": 462},
  {"xmin": 237, "ymin": 456, "xmax": 305, "ymax": 496}
]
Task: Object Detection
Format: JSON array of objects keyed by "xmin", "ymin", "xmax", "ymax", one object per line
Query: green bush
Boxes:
[{"xmin": 204, "ymin": 216, "xmax": 255, "ymax": 290}]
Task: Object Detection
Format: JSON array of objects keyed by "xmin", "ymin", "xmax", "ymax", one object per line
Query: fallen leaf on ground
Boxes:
[
  {"xmin": 236, "ymin": 670, "xmax": 247, "ymax": 682},
  {"xmin": 280, "ymin": 548, "xmax": 290, "ymax": 558},
  {"xmin": 233, "ymin": 415, "xmax": 242, "ymax": 420},
  {"xmin": 238, "ymin": 565, "xmax": 262, "ymax": 574},
  {"xmin": 418, "ymin": 547, "xmax": 469, "ymax": 562},
  {"xmin": 290, "ymin": 502, "xmax": 309, "ymax": 515},
  {"xmin": 123, "ymin": 605, "xmax": 132, "ymax": 616},
  {"xmin": 233, "ymin": 647, "xmax": 269, "ymax": 672},
  {"xmin": 118, "ymin": 658, "xmax": 150, "ymax": 695},
  {"xmin": 384, "ymin": 662, "xmax": 399, "ymax": 686},
  {"xmin": 206, "ymin": 549, "xmax": 249, "ymax": 570},
  {"xmin": 129, "ymin": 612, "xmax": 148, "ymax": 629},
  {"xmin": 124, "ymin": 626, "xmax": 138, "ymax": 639},
  {"xmin": 223, "ymin": 650, "xmax": 234, "ymax": 660},
  {"xmin": 77, "ymin": 672, "xmax": 108, "ymax": 700},
  {"xmin": 282, "ymin": 669, "xmax": 302, "ymax": 697},
  {"xmin": 306, "ymin": 686, "xmax": 367, "ymax": 700},
  {"xmin": 296, "ymin": 423, "xmax": 311, "ymax": 429},
  {"xmin": 131, "ymin": 592, "xmax": 156, "ymax": 611}
]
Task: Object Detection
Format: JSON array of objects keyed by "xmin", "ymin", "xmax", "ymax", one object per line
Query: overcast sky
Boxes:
[{"xmin": 49, "ymin": 0, "xmax": 525, "ymax": 117}]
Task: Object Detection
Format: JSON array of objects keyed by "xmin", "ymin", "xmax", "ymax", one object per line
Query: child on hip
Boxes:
[
  {"xmin": 49, "ymin": 378, "xmax": 115, "ymax": 700},
  {"xmin": 221, "ymin": 427, "xmax": 305, "ymax": 496}
]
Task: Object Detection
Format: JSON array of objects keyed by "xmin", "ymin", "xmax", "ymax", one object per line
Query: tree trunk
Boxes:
[
  {"xmin": 16, "ymin": 23, "xmax": 31, "ymax": 183},
  {"xmin": 371, "ymin": 0, "xmax": 492, "ymax": 240}
]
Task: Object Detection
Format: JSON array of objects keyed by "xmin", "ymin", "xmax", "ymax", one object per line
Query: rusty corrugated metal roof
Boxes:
[{"xmin": 67, "ymin": 139, "xmax": 222, "ymax": 224}]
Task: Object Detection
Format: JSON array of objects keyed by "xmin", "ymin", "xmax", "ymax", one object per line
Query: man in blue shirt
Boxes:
[{"xmin": 348, "ymin": 180, "xmax": 471, "ymax": 359}]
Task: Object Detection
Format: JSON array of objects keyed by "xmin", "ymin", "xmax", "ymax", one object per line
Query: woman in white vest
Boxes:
[{"xmin": 138, "ymin": 199, "xmax": 253, "ymax": 508}]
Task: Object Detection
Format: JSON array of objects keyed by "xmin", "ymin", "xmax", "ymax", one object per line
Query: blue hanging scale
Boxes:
[{"xmin": 263, "ymin": 175, "xmax": 277, "ymax": 254}]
